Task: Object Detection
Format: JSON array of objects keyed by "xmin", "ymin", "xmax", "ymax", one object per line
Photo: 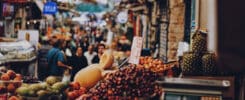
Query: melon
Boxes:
[
  {"xmin": 74, "ymin": 64, "xmax": 102, "ymax": 89},
  {"xmin": 99, "ymin": 51, "xmax": 114, "ymax": 69}
]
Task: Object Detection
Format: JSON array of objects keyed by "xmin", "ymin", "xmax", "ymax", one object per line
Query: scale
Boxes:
[{"xmin": 156, "ymin": 77, "xmax": 232, "ymax": 100}]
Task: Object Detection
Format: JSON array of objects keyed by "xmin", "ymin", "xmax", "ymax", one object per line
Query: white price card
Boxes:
[
  {"xmin": 177, "ymin": 42, "xmax": 189, "ymax": 57},
  {"xmin": 129, "ymin": 36, "xmax": 143, "ymax": 64}
]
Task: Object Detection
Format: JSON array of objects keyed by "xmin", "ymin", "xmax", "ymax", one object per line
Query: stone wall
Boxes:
[{"xmin": 167, "ymin": 0, "xmax": 185, "ymax": 61}]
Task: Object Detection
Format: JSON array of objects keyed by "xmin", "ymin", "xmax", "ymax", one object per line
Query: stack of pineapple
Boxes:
[{"xmin": 182, "ymin": 30, "xmax": 217, "ymax": 76}]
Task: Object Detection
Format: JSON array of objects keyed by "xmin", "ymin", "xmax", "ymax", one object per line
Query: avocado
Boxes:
[
  {"xmin": 21, "ymin": 83, "xmax": 29, "ymax": 87},
  {"xmin": 16, "ymin": 87, "xmax": 30, "ymax": 96},
  {"xmin": 28, "ymin": 90, "xmax": 37, "ymax": 97},
  {"xmin": 37, "ymin": 90, "xmax": 51, "ymax": 97},
  {"xmin": 39, "ymin": 82, "xmax": 49, "ymax": 90},
  {"xmin": 45, "ymin": 76, "xmax": 61, "ymax": 85},
  {"xmin": 51, "ymin": 82, "xmax": 67, "ymax": 92},
  {"xmin": 29, "ymin": 84, "xmax": 43, "ymax": 92}
]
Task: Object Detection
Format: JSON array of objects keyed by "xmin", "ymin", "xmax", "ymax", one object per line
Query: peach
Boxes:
[
  {"xmin": 1, "ymin": 73, "xmax": 10, "ymax": 81},
  {"xmin": 7, "ymin": 70, "xmax": 16, "ymax": 79}
]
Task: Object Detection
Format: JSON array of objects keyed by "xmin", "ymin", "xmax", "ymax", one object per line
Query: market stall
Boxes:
[{"xmin": 0, "ymin": 38, "xmax": 37, "ymax": 76}]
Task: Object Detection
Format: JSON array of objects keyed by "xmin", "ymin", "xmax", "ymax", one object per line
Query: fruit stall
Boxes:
[
  {"xmin": 0, "ymin": 49, "xmax": 180, "ymax": 100},
  {"xmin": 0, "ymin": 54, "xmax": 233, "ymax": 100},
  {"xmin": 0, "ymin": 31, "xmax": 235, "ymax": 100}
]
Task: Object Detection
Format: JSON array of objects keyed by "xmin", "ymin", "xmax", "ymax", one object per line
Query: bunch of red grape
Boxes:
[{"xmin": 79, "ymin": 64, "xmax": 163, "ymax": 100}]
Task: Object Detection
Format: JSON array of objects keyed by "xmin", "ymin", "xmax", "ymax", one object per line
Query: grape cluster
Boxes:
[{"xmin": 80, "ymin": 64, "xmax": 163, "ymax": 100}]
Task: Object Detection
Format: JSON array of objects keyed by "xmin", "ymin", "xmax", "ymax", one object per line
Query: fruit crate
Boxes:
[{"xmin": 0, "ymin": 80, "xmax": 23, "ymax": 94}]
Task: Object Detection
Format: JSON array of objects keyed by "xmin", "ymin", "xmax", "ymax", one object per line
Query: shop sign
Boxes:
[
  {"xmin": 43, "ymin": 2, "xmax": 57, "ymax": 15},
  {"xmin": 129, "ymin": 36, "xmax": 143, "ymax": 64}
]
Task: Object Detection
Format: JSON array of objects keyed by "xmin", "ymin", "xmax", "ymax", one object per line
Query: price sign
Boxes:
[
  {"xmin": 129, "ymin": 36, "xmax": 143, "ymax": 64},
  {"xmin": 43, "ymin": 2, "xmax": 57, "ymax": 14}
]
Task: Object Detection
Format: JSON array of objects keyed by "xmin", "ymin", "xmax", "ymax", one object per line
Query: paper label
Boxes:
[
  {"xmin": 177, "ymin": 42, "xmax": 189, "ymax": 57},
  {"xmin": 129, "ymin": 36, "xmax": 143, "ymax": 64}
]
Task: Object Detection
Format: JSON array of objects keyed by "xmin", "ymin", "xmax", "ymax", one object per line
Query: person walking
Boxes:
[{"xmin": 47, "ymin": 37, "xmax": 72, "ymax": 77}]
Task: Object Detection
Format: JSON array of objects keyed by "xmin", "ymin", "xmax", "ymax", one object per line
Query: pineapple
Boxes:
[
  {"xmin": 202, "ymin": 53, "xmax": 217, "ymax": 75},
  {"xmin": 182, "ymin": 52, "xmax": 203, "ymax": 76},
  {"xmin": 191, "ymin": 31, "xmax": 207, "ymax": 53}
]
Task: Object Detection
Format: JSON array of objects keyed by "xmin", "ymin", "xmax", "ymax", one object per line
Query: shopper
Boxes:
[
  {"xmin": 47, "ymin": 37, "xmax": 72, "ymax": 77},
  {"xmin": 92, "ymin": 43, "xmax": 106, "ymax": 63},
  {"xmin": 84, "ymin": 45, "xmax": 97, "ymax": 65},
  {"xmin": 80, "ymin": 36, "xmax": 90, "ymax": 52},
  {"xmin": 69, "ymin": 47, "xmax": 88, "ymax": 81},
  {"xmin": 95, "ymin": 28, "xmax": 104, "ymax": 44}
]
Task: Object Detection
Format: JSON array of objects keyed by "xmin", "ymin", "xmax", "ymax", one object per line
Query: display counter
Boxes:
[{"xmin": 156, "ymin": 76, "xmax": 235, "ymax": 100}]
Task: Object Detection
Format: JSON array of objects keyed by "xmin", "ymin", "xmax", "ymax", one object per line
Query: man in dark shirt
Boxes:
[
  {"xmin": 92, "ymin": 43, "xmax": 105, "ymax": 63},
  {"xmin": 70, "ymin": 47, "xmax": 88, "ymax": 81},
  {"xmin": 47, "ymin": 38, "xmax": 72, "ymax": 76}
]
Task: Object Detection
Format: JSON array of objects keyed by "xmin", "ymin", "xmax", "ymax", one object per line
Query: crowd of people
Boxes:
[{"xmin": 39, "ymin": 11, "xmax": 133, "ymax": 81}]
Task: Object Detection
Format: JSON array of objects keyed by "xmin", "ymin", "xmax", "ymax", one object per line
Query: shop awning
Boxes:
[{"xmin": 75, "ymin": 3, "xmax": 107, "ymax": 12}]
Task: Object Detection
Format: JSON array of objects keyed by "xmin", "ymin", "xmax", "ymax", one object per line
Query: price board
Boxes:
[{"xmin": 129, "ymin": 36, "xmax": 143, "ymax": 64}]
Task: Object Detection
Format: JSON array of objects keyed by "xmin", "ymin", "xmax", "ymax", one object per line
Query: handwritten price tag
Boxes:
[{"xmin": 129, "ymin": 36, "xmax": 143, "ymax": 64}]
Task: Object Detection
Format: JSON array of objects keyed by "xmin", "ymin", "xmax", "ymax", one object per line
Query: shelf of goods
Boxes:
[
  {"xmin": 156, "ymin": 76, "xmax": 234, "ymax": 100},
  {"xmin": 0, "ymin": 40, "xmax": 36, "ymax": 65}
]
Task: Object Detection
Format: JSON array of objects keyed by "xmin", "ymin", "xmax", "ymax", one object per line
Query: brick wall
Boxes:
[{"xmin": 167, "ymin": 0, "xmax": 185, "ymax": 61}]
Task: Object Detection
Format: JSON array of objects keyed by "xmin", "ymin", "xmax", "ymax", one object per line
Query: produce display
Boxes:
[
  {"xmin": 0, "ymin": 69, "xmax": 22, "ymax": 94},
  {"xmin": 66, "ymin": 82, "xmax": 87, "ymax": 100},
  {"xmin": 139, "ymin": 56, "xmax": 176, "ymax": 73},
  {"xmin": 182, "ymin": 30, "xmax": 217, "ymax": 76},
  {"xmin": 16, "ymin": 76, "xmax": 68, "ymax": 99},
  {"xmin": 0, "ymin": 55, "xmax": 174, "ymax": 100},
  {"xmin": 78, "ymin": 64, "xmax": 163, "ymax": 100}
]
